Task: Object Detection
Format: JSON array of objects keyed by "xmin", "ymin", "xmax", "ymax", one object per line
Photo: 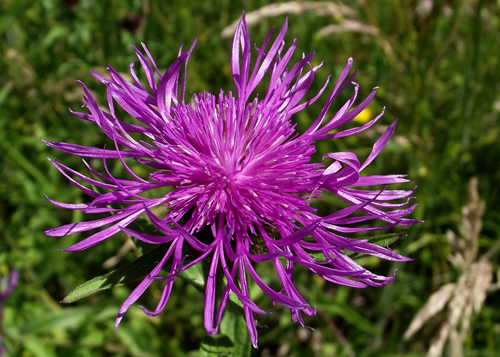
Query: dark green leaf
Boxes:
[
  {"xmin": 199, "ymin": 334, "xmax": 234, "ymax": 357},
  {"xmin": 308, "ymin": 232, "xmax": 407, "ymax": 261},
  {"xmin": 126, "ymin": 217, "xmax": 166, "ymax": 254},
  {"xmin": 178, "ymin": 262, "xmax": 205, "ymax": 292},
  {"xmin": 23, "ymin": 306, "xmax": 95, "ymax": 333},
  {"xmin": 219, "ymin": 300, "xmax": 252, "ymax": 356},
  {"xmin": 315, "ymin": 301, "xmax": 378, "ymax": 335},
  {"xmin": 61, "ymin": 243, "xmax": 171, "ymax": 303},
  {"xmin": 344, "ymin": 232, "xmax": 407, "ymax": 259}
]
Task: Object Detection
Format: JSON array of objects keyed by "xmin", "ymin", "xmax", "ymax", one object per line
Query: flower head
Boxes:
[{"xmin": 44, "ymin": 15, "xmax": 419, "ymax": 347}]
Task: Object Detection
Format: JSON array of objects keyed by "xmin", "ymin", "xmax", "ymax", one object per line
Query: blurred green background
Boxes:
[{"xmin": 1, "ymin": 0, "xmax": 499, "ymax": 356}]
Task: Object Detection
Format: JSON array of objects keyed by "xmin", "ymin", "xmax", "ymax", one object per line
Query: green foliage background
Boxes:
[{"xmin": 1, "ymin": 0, "xmax": 499, "ymax": 356}]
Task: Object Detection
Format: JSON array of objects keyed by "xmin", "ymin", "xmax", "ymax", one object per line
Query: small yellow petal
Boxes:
[{"xmin": 353, "ymin": 107, "xmax": 374, "ymax": 124}]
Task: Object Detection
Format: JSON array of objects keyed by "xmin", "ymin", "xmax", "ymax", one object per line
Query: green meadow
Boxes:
[{"xmin": 1, "ymin": 1, "xmax": 498, "ymax": 356}]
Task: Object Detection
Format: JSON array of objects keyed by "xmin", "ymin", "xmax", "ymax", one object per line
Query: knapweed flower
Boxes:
[{"xmin": 44, "ymin": 15, "xmax": 418, "ymax": 347}]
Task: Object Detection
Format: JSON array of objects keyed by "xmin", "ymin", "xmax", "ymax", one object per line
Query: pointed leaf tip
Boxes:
[{"xmin": 60, "ymin": 243, "xmax": 171, "ymax": 303}]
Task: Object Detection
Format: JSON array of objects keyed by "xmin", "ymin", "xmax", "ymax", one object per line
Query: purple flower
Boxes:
[
  {"xmin": 0, "ymin": 270, "xmax": 17, "ymax": 305},
  {"xmin": 44, "ymin": 15, "xmax": 419, "ymax": 347},
  {"xmin": 1, "ymin": 270, "xmax": 17, "ymax": 357}
]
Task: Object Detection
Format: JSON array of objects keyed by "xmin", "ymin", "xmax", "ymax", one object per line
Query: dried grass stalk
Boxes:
[
  {"xmin": 405, "ymin": 177, "xmax": 496, "ymax": 357},
  {"xmin": 221, "ymin": 2, "xmax": 357, "ymax": 38}
]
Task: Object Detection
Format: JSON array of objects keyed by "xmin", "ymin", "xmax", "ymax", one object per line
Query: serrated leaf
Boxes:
[{"xmin": 61, "ymin": 243, "xmax": 171, "ymax": 303}]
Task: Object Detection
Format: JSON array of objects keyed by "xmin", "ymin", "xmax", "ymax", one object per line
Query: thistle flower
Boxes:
[{"xmin": 44, "ymin": 15, "xmax": 419, "ymax": 347}]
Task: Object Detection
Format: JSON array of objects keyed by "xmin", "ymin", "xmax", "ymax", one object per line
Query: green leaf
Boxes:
[
  {"xmin": 22, "ymin": 306, "xmax": 95, "ymax": 333},
  {"xmin": 0, "ymin": 81, "xmax": 13, "ymax": 106},
  {"xmin": 308, "ymin": 232, "xmax": 407, "ymax": 261},
  {"xmin": 177, "ymin": 258, "xmax": 245, "ymax": 311},
  {"xmin": 194, "ymin": 266, "xmax": 251, "ymax": 356},
  {"xmin": 219, "ymin": 301, "xmax": 252, "ymax": 356},
  {"xmin": 178, "ymin": 262, "xmax": 205, "ymax": 292},
  {"xmin": 41, "ymin": 25, "xmax": 68, "ymax": 50},
  {"xmin": 126, "ymin": 217, "xmax": 166, "ymax": 254},
  {"xmin": 364, "ymin": 232, "xmax": 407, "ymax": 246},
  {"xmin": 228, "ymin": 290, "xmax": 244, "ymax": 310},
  {"xmin": 61, "ymin": 243, "xmax": 171, "ymax": 303},
  {"xmin": 315, "ymin": 301, "xmax": 378, "ymax": 335},
  {"xmin": 62, "ymin": 240, "xmax": 209, "ymax": 304},
  {"xmin": 344, "ymin": 232, "xmax": 407, "ymax": 259},
  {"xmin": 199, "ymin": 335, "xmax": 234, "ymax": 357}
]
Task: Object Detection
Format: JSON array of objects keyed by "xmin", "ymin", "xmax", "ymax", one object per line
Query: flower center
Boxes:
[{"xmin": 152, "ymin": 91, "xmax": 320, "ymax": 233}]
